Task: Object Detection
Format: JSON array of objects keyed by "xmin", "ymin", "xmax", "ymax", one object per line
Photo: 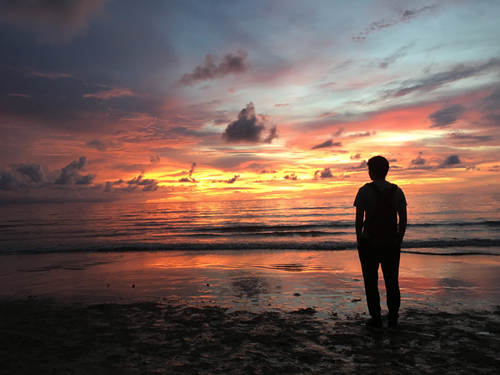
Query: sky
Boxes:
[{"xmin": 0, "ymin": 0, "xmax": 499, "ymax": 203}]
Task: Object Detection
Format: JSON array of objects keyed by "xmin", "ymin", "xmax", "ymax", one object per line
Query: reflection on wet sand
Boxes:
[{"xmin": 1, "ymin": 250, "xmax": 499, "ymax": 318}]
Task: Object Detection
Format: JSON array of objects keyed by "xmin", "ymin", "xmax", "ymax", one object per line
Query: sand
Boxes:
[
  {"xmin": 1, "ymin": 300, "xmax": 500, "ymax": 374},
  {"xmin": 1, "ymin": 250, "xmax": 500, "ymax": 373}
]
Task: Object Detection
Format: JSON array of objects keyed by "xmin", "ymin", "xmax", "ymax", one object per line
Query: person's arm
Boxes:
[
  {"xmin": 355, "ymin": 206, "xmax": 364, "ymax": 244},
  {"xmin": 397, "ymin": 205, "xmax": 407, "ymax": 241}
]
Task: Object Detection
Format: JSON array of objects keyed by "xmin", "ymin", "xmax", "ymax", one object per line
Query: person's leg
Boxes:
[
  {"xmin": 358, "ymin": 244, "xmax": 381, "ymax": 320},
  {"xmin": 381, "ymin": 246, "xmax": 401, "ymax": 324}
]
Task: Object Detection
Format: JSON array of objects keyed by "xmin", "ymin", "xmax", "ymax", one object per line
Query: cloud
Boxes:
[
  {"xmin": 222, "ymin": 103, "xmax": 277, "ymax": 144},
  {"xmin": 86, "ymin": 139, "xmax": 106, "ymax": 151},
  {"xmin": 179, "ymin": 162, "xmax": 197, "ymax": 183},
  {"xmin": 284, "ymin": 173, "xmax": 297, "ymax": 180},
  {"xmin": 347, "ymin": 160, "xmax": 368, "ymax": 171},
  {"xmin": 353, "ymin": 6, "xmax": 434, "ymax": 41},
  {"xmin": 482, "ymin": 87, "xmax": 500, "ymax": 111},
  {"xmin": 0, "ymin": 171, "xmax": 17, "ymax": 191},
  {"xmin": 225, "ymin": 175, "xmax": 239, "ymax": 184},
  {"xmin": 212, "ymin": 174, "xmax": 240, "ymax": 184},
  {"xmin": 180, "ymin": 50, "xmax": 248, "ymax": 85},
  {"xmin": 15, "ymin": 163, "xmax": 43, "ymax": 183},
  {"xmin": 263, "ymin": 126, "xmax": 278, "ymax": 144},
  {"xmin": 347, "ymin": 131, "xmax": 376, "ymax": 138},
  {"xmin": 55, "ymin": 156, "xmax": 94, "ymax": 185},
  {"xmin": 1, "ymin": 157, "xmax": 164, "ymax": 203},
  {"xmin": 379, "ymin": 44, "xmax": 413, "ymax": 69},
  {"xmin": 0, "ymin": 0, "xmax": 108, "ymax": 43},
  {"xmin": 31, "ymin": 71, "xmax": 72, "ymax": 79},
  {"xmin": 441, "ymin": 155, "xmax": 461, "ymax": 167},
  {"xmin": 150, "ymin": 155, "xmax": 160, "ymax": 163},
  {"xmin": 384, "ymin": 59, "xmax": 500, "ymax": 99},
  {"xmin": 411, "ymin": 152, "xmax": 426, "ymax": 166},
  {"xmin": 126, "ymin": 173, "xmax": 158, "ymax": 191},
  {"xmin": 429, "ymin": 104, "xmax": 465, "ymax": 128},
  {"xmin": 311, "ymin": 139, "xmax": 342, "ymax": 149},
  {"xmin": 83, "ymin": 88, "xmax": 133, "ymax": 100},
  {"xmin": 448, "ymin": 132, "xmax": 492, "ymax": 144},
  {"xmin": 1, "ymin": 157, "xmax": 93, "ymax": 190},
  {"xmin": 480, "ymin": 86, "xmax": 500, "ymax": 127},
  {"xmin": 350, "ymin": 153, "xmax": 361, "ymax": 160},
  {"xmin": 314, "ymin": 167, "xmax": 333, "ymax": 179}
]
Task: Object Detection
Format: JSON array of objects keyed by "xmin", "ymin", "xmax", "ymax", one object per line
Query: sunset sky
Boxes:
[{"xmin": 1, "ymin": 0, "xmax": 499, "ymax": 203}]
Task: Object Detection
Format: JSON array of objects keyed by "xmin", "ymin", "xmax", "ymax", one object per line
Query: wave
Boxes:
[
  {"xmin": 3, "ymin": 238, "xmax": 500, "ymax": 255},
  {"xmin": 155, "ymin": 220, "xmax": 500, "ymax": 234}
]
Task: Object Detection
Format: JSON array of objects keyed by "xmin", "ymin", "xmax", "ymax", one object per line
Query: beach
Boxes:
[{"xmin": 1, "ymin": 250, "xmax": 500, "ymax": 374}]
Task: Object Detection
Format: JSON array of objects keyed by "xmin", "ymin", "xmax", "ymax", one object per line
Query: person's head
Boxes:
[{"xmin": 367, "ymin": 155, "xmax": 389, "ymax": 180}]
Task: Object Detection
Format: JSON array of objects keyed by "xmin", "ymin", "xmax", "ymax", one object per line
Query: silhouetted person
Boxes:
[{"xmin": 354, "ymin": 156, "xmax": 407, "ymax": 328}]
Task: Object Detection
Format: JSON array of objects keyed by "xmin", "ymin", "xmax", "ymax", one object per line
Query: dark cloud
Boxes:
[
  {"xmin": 1, "ymin": 157, "xmax": 163, "ymax": 202},
  {"xmin": 180, "ymin": 50, "xmax": 248, "ymax": 85},
  {"xmin": 55, "ymin": 156, "xmax": 94, "ymax": 185},
  {"xmin": 87, "ymin": 139, "xmax": 106, "ymax": 151},
  {"xmin": 211, "ymin": 175, "xmax": 240, "ymax": 184},
  {"xmin": 384, "ymin": 59, "xmax": 500, "ymax": 99},
  {"xmin": 104, "ymin": 175, "xmax": 158, "ymax": 193},
  {"xmin": 222, "ymin": 103, "xmax": 278, "ymax": 144},
  {"xmin": 379, "ymin": 44, "xmax": 412, "ymax": 69},
  {"xmin": 347, "ymin": 160, "xmax": 368, "ymax": 171},
  {"xmin": 150, "ymin": 155, "xmax": 161, "ymax": 163},
  {"xmin": 104, "ymin": 179, "xmax": 123, "ymax": 192},
  {"xmin": 411, "ymin": 152, "xmax": 426, "ymax": 165},
  {"xmin": 1, "ymin": 157, "xmax": 91, "ymax": 191},
  {"xmin": 0, "ymin": 171, "xmax": 17, "ymax": 191},
  {"xmin": 314, "ymin": 168, "xmax": 333, "ymax": 179},
  {"xmin": 448, "ymin": 132, "xmax": 492, "ymax": 144},
  {"xmin": 225, "ymin": 175, "xmax": 239, "ymax": 184},
  {"xmin": 353, "ymin": 6, "xmax": 434, "ymax": 41},
  {"xmin": 311, "ymin": 139, "xmax": 342, "ymax": 149},
  {"xmin": 348, "ymin": 131, "xmax": 375, "ymax": 138},
  {"xmin": 350, "ymin": 153, "xmax": 361, "ymax": 160},
  {"xmin": 0, "ymin": 1, "xmax": 176, "ymax": 94},
  {"xmin": 442, "ymin": 155, "xmax": 461, "ymax": 166},
  {"xmin": 263, "ymin": 126, "xmax": 278, "ymax": 144},
  {"xmin": 482, "ymin": 87, "xmax": 500, "ymax": 111},
  {"xmin": 178, "ymin": 162, "xmax": 197, "ymax": 183},
  {"xmin": 480, "ymin": 87, "xmax": 500, "ymax": 127},
  {"xmin": 284, "ymin": 173, "xmax": 297, "ymax": 180},
  {"xmin": 429, "ymin": 104, "xmax": 465, "ymax": 128},
  {"xmin": 126, "ymin": 173, "xmax": 158, "ymax": 191},
  {"xmin": 15, "ymin": 163, "xmax": 43, "ymax": 183},
  {"xmin": 0, "ymin": 0, "xmax": 107, "ymax": 43}
]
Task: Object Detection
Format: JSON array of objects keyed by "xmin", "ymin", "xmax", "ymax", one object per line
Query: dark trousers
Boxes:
[{"xmin": 358, "ymin": 240, "xmax": 401, "ymax": 318}]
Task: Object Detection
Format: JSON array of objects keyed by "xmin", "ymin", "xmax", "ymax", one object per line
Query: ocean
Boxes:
[{"xmin": 1, "ymin": 191, "xmax": 499, "ymax": 257}]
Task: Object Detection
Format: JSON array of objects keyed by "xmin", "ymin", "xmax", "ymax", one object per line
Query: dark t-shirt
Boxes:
[{"xmin": 354, "ymin": 179, "xmax": 407, "ymax": 239}]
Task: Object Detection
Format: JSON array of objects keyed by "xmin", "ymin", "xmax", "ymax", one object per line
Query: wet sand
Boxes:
[{"xmin": 1, "ymin": 250, "xmax": 500, "ymax": 373}]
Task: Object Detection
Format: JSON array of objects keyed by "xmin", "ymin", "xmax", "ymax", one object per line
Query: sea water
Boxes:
[{"xmin": 1, "ymin": 191, "xmax": 499, "ymax": 257}]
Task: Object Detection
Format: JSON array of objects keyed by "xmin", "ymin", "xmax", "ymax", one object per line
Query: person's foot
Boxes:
[{"xmin": 365, "ymin": 316, "xmax": 382, "ymax": 328}]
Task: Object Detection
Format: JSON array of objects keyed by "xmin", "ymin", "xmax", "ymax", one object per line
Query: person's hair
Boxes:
[{"xmin": 367, "ymin": 155, "xmax": 389, "ymax": 179}]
